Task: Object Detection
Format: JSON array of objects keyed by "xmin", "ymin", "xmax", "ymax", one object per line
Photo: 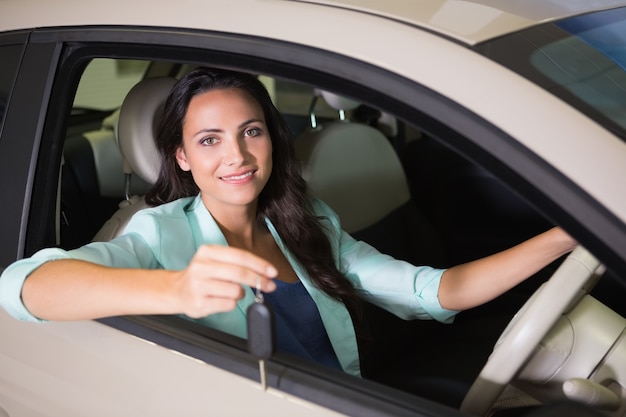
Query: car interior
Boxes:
[{"xmin": 57, "ymin": 58, "xmax": 626, "ymax": 414}]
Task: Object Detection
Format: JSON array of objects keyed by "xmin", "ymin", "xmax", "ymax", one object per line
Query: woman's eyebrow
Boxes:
[
  {"xmin": 239, "ymin": 118, "xmax": 264, "ymax": 128},
  {"xmin": 192, "ymin": 127, "xmax": 221, "ymax": 137},
  {"xmin": 192, "ymin": 118, "xmax": 265, "ymax": 137}
]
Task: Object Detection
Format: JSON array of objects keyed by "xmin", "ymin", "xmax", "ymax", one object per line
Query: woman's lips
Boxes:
[{"xmin": 220, "ymin": 169, "xmax": 256, "ymax": 183}]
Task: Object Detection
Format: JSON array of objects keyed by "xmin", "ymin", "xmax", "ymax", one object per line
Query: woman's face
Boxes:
[{"xmin": 176, "ymin": 88, "xmax": 273, "ymax": 214}]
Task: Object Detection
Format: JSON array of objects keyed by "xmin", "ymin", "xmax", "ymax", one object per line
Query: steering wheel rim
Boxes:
[{"xmin": 460, "ymin": 246, "xmax": 601, "ymax": 416}]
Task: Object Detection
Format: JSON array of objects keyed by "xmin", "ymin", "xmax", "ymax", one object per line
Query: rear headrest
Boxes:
[{"xmin": 117, "ymin": 77, "xmax": 177, "ymax": 184}]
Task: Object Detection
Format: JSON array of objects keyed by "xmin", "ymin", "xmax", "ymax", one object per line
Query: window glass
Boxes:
[
  {"xmin": 477, "ymin": 6, "xmax": 626, "ymax": 142},
  {"xmin": 73, "ymin": 59, "xmax": 150, "ymax": 110},
  {"xmin": 546, "ymin": 10, "xmax": 626, "ymax": 131}
]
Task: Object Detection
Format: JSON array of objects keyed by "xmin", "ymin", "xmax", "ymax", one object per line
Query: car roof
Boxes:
[
  {"xmin": 2, "ymin": 0, "xmax": 626, "ymax": 45},
  {"xmin": 292, "ymin": 0, "xmax": 626, "ymax": 43}
]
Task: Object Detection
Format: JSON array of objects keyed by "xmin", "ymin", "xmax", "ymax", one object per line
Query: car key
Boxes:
[{"xmin": 246, "ymin": 279, "xmax": 275, "ymax": 391}]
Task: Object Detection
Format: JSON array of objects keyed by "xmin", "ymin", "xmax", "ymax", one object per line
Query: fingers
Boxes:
[
  {"xmin": 187, "ymin": 274, "xmax": 246, "ymax": 300},
  {"xmin": 186, "ymin": 298, "xmax": 239, "ymax": 318},
  {"xmin": 173, "ymin": 245, "xmax": 279, "ymax": 317},
  {"xmin": 192, "ymin": 244, "xmax": 277, "ymax": 291},
  {"xmin": 183, "ymin": 279, "xmax": 244, "ymax": 318}
]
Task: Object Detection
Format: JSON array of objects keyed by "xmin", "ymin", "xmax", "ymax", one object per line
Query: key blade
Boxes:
[{"xmin": 259, "ymin": 360, "xmax": 267, "ymax": 391}]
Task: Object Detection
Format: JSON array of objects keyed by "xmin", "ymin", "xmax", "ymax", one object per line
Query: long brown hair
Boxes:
[{"xmin": 146, "ymin": 67, "xmax": 363, "ymax": 331}]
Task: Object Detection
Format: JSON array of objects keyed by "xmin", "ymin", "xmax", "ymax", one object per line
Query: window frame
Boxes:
[{"xmin": 0, "ymin": 31, "xmax": 61, "ymax": 265}]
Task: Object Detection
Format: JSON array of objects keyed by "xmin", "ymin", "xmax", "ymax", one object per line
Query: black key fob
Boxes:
[{"xmin": 247, "ymin": 301, "xmax": 276, "ymax": 360}]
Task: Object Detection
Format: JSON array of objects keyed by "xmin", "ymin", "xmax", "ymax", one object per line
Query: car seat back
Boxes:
[
  {"xmin": 92, "ymin": 77, "xmax": 176, "ymax": 241},
  {"xmin": 294, "ymin": 90, "xmax": 447, "ymax": 267},
  {"xmin": 294, "ymin": 90, "xmax": 450, "ymax": 379}
]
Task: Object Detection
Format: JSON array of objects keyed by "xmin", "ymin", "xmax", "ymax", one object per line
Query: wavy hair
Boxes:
[{"xmin": 146, "ymin": 67, "xmax": 363, "ymax": 338}]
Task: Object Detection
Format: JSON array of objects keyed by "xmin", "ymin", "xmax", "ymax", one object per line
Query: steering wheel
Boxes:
[{"xmin": 460, "ymin": 246, "xmax": 602, "ymax": 416}]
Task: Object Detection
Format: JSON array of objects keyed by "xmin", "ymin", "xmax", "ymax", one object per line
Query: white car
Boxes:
[{"xmin": 1, "ymin": 1, "xmax": 625, "ymax": 416}]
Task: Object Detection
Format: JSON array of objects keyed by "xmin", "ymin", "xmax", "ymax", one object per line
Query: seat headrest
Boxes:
[
  {"xmin": 316, "ymin": 89, "xmax": 360, "ymax": 111},
  {"xmin": 314, "ymin": 89, "xmax": 398, "ymax": 137},
  {"xmin": 295, "ymin": 122, "xmax": 410, "ymax": 233},
  {"xmin": 117, "ymin": 77, "xmax": 177, "ymax": 184}
]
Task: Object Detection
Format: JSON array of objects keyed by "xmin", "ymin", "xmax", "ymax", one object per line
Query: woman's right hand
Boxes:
[
  {"xmin": 170, "ymin": 245, "xmax": 277, "ymax": 318},
  {"xmin": 20, "ymin": 245, "xmax": 276, "ymax": 321}
]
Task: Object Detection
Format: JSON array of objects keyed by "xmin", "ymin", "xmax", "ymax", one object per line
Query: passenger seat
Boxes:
[
  {"xmin": 293, "ymin": 90, "xmax": 449, "ymax": 379},
  {"xmin": 294, "ymin": 90, "xmax": 447, "ymax": 267}
]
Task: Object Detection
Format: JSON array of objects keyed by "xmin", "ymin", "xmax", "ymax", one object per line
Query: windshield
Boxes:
[{"xmin": 476, "ymin": 6, "xmax": 626, "ymax": 141}]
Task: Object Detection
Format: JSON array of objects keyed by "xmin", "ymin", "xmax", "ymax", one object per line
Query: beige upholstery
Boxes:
[
  {"xmin": 294, "ymin": 91, "xmax": 410, "ymax": 233},
  {"xmin": 117, "ymin": 78, "xmax": 176, "ymax": 185},
  {"xmin": 92, "ymin": 77, "xmax": 176, "ymax": 241},
  {"xmin": 82, "ymin": 110, "xmax": 150, "ymax": 199}
]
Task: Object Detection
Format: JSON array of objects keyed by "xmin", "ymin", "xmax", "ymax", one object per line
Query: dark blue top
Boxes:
[{"xmin": 263, "ymin": 280, "xmax": 342, "ymax": 370}]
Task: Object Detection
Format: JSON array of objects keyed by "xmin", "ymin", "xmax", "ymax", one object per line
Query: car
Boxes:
[{"xmin": 1, "ymin": 0, "xmax": 625, "ymax": 416}]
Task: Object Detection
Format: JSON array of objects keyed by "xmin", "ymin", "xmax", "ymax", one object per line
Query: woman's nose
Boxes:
[{"xmin": 223, "ymin": 137, "xmax": 246, "ymax": 166}]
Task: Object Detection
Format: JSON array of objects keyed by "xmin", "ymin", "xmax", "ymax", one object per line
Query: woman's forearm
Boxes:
[
  {"xmin": 20, "ymin": 245, "xmax": 277, "ymax": 321},
  {"xmin": 438, "ymin": 227, "xmax": 577, "ymax": 311},
  {"xmin": 21, "ymin": 259, "xmax": 178, "ymax": 321}
]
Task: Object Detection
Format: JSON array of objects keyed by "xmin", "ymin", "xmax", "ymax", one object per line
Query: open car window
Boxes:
[{"xmin": 54, "ymin": 53, "xmax": 516, "ymax": 408}]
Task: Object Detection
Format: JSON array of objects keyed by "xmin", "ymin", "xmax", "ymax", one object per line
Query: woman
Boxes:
[{"xmin": 0, "ymin": 68, "xmax": 576, "ymax": 376}]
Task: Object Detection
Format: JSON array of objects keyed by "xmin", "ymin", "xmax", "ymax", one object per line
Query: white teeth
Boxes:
[{"xmin": 223, "ymin": 171, "xmax": 253, "ymax": 180}]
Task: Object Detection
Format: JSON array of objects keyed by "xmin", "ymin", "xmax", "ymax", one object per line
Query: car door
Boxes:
[{"xmin": 0, "ymin": 27, "xmax": 468, "ymax": 417}]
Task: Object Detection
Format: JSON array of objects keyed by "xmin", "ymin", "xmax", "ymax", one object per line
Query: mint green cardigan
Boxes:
[{"xmin": 0, "ymin": 195, "xmax": 457, "ymax": 376}]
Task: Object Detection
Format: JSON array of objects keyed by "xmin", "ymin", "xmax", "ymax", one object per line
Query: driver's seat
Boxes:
[{"xmin": 92, "ymin": 77, "xmax": 176, "ymax": 241}]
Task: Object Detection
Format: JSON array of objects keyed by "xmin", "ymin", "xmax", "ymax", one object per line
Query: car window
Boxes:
[
  {"xmin": 58, "ymin": 55, "xmax": 551, "ymax": 405},
  {"xmin": 476, "ymin": 6, "xmax": 626, "ymax": 142}
]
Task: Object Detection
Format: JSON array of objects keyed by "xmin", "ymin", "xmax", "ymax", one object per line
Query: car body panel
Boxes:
[
  {"xmin": 3, "ymin": 0, "xmax": 626, "ymax": 45},
  {"xmin": 0, "ymin": 310, "xmax": 345, "ymax": 417},
  {"xmin": 0, "ymin": 38, "xmax": 61, "ymax": 264},
  {"xmin": 290, "ymin": 0, "xmax": 626, "ymax": 44}
]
